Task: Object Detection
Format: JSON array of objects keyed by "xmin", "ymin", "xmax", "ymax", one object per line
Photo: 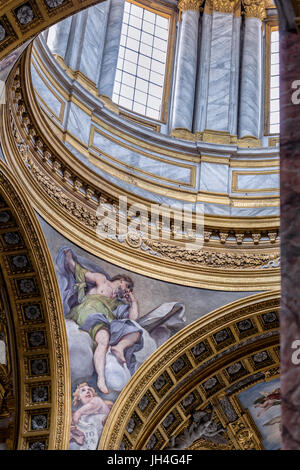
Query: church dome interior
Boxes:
[{"xmin": 0, "ymin": 0, "xmax": 297, "ymax": 452}]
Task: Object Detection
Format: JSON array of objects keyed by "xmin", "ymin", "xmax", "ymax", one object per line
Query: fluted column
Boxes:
[
  {"xmin": 238, "ymin": 0, "xmax": 265, "ymax": 139},
  {"xmin": 171, "ymin": 0, "xmax": 202, "ymax": 132},
  {"xmin": 98, "ymin": 0, "xmax": 125, "ymax": 99}
]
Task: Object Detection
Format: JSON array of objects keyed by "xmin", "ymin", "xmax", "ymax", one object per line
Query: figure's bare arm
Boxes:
[
  {"xmin": 127, "ymin": 292, "xmax": 139, "ymax": 321},
  {"xmin": 85, "ymin": 271, "xmax": 107, "ymax": 286},
  {"xmin": 72, "ymin": 397, "xmax": 108, "ymax": 423},
  {"xmin": 64, "ymin": 249, "xmax": 76, "ymax": 274}
]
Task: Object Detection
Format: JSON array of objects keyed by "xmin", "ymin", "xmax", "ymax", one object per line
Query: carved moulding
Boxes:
[
  {"xmin": 0, "ymin": 161, "xmax": 70, "ymax": 449},
  {"xmin": 1, "ymin": 56, "xmax": 280, "ymax": 291},
  {"xmin": 99, "ymin": 290, "xmax": 280, "ymax": 450}
]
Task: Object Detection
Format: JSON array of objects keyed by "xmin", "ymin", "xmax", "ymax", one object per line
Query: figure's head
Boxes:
[
  {"xmin": 111, "ymin": 274, "xmax": 134, "ymax": 299},
  {"xmin": 73, "ymin": 382, "xmax": 96, "ymax": 407}
]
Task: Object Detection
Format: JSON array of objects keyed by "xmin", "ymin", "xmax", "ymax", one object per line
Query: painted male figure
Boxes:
[{"xmin": 64, "ymin": 249, "xmax": 143, "ymax": 394}]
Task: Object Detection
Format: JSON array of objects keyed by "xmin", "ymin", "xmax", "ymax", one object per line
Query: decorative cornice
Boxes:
[
  {"xmin": 178, "ymin": 0, "xmax": 204, "ymax": 13},
  {"xmin": 243, "ymin": 0, "xmax": 266, "ymax": 20}
]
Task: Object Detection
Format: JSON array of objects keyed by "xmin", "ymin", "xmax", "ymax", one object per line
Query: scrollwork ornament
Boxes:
[
  {"xmin": 243, "ymin": 0, "xmax": 266, "ymax": 21},
  {"xmin": 178, "ymin": 0, "xmax": 204, "ymax": 12},
  {"xmin": 211, "ymin": 0, "xmax": 239, "ymax": 13}
]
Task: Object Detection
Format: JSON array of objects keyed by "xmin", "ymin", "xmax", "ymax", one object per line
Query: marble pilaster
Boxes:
[
  {"xmin": 98, "ymin": 0, "xmax": 125, "ymax": 98},
  {"xmin": 193, "ymin": 12, "xmax": 212, "ymax": 132},
  {"xmin": 205, "ymin": 11, "xmax": 240, "ymax": 133},
  {"xmin": 280, "ymin": 29, "xmax": 300, "ymax": 451},
  {"xmin": 46, "ymin": 16, "xmax": 72, "ymax": 60},
  {"xmin": 171, "ymin": 7, "xmax": 200, "ymax": 132},
  {"xmin": 238, "ymin": 17, "xmax": 263, "ymax": 139},
  {"xmin": 78, "ymin": 3, "xmax": 108, "ymax": 85},
  {"xmin": 64, "ymin": 11, "xmax": 88, "ymax": 71}
]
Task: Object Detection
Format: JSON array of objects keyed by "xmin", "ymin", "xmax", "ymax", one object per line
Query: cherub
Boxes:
[{"xmin": 70, "ymin": 383, "xmax": 113, "ymax": 446}]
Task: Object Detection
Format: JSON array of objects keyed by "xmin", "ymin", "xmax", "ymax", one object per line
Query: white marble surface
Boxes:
[
  {"xmin": 200, "ymin": 162, "xmax": 229, "ymax": 193},
  {"xmin": 47, "ymin": 17, "xmax": 72, "ymax": 59},
  {"xmin": 238, "ymin": 17, "xmax": 263, "ymax": 139},
  {"xmin": 98, "ymin": 0, "xmax": 125, "ymax": 98},
  {"xmin": 193, "ymin": 13, "xmax": 212, "ymax": 133},
  {"xmin": 66, "ymin": 102, "xmax": 91, "ymax": 145},
  {"xmin": 31, "ymin": 60, "xmax": 63, "ymax": 121},
  {"xmin": 91, "ymin": 128, "xmax": 193, "ymax": 185},
  {"xmin": 79, "ymin": 3, "xmax": 108, "ymax": 84},
  {"xmin": 206, "ymin": 12, "xmax": 234, "ymax": 132},
  {"xmin": 233, "ymin": 171, "xmax": 279, "ymax": 192},
  {"xmin": 171, "ymin": 10, "xmax": 199, "ymax": 131}
]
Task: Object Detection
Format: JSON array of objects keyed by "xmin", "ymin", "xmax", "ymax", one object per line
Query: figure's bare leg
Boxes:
[
  {"xmin": 94, "ymin": 329, "xmax": 110, "ymax": 394},
  {"xmin": 111, "ymin": 332, "xmax": 141, "ymax": 365}
]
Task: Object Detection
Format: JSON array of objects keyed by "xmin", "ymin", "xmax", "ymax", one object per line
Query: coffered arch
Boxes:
[
  {"xmin": 100, "ymin": 290, "xmax": 280, "ymax": 450},
  {"xmin": 0, "ymin": 161, "xmax": 70, "ymax": 450}
]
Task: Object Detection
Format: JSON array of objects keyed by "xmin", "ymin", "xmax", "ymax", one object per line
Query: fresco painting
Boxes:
[
  {"xmin": 238, "ymin": 378, "xmax": 281, "ymax": 450},
  {"xmin": 55, "ymin": 246, "xmax": 186, "ymax": 449}
]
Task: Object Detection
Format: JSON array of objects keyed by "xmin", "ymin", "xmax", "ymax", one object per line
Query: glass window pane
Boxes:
[
  {"xmin": 147, "ymin": 95, "xmax": 161, "ymax": 110},
  {"xmin": 153, "ymin": 37, "xmax": 167, "ymax": 52},
  {"xmin": 135, "ymin": 89, "xmax": 147, "ymax": 105},
  {"xmin": 141, "ymin": 31, "xmax": 153, "ymax": 46},
  {"xmin": 270, "ymin": 123, "xmax": 280, "ymax": 134},
  {"xmin": 270, "ymin": 87, "xmax": 279, "ymax": 100},
  {"xmin": 120, "ymin": 84, "xmax": 134, "ymax": 100},
  {"xmin": 151, "ymin": 59, "xmax": 165, "ymax": 75},
  {"xmin": 152, "ymin": 48, "xmax": 166, "ymax": 63},
  {"xmin": 139, "ymin": 42, "xmax": 152, "ymax": 57},
  {"xmin": 133, "ymin": 102, "xmax": 146, "ymax": 115},
  {"xmin": 148, "ymin": 82, "xmax": 162, "ymax": 98},
  {"xmin": 144, "ymin": 10, "xmax": 155, "ymax": 23},
  {"xmin": 125, "ymin": 49, "xmax": 138, "ymax": 64},
  {"xmin": 271, "ymin": 63, "xmax": 279, "ymax": 77},
  {"xmin": 143, "ymin": 20, "xmax": 155, "ymax": 35},
  {"xmin": 112, "ymin": 0, "xmax": 169, "ymax": 120},
  {"xmin": 146, "ymin": 107, "xmax": 159, "ymax": 120},
  {"xmin": 270, "ymin": 111, "xmax": 280, "ymax": 124},
  {"xmin": 137, "ymin": 65, "xmax": 150, "ymax": 80},
  {"xmin": 156, "ymin": 15, "xmax": 168, "ymax": 30},
  {"xmin": 130, "ymin": 16, "xmax": 142, "ymax": 29},
  {"xmin": 271, "ymin": 75, "xmax": 279, "ymax": 88},
  {"xmin": 271, "ymin": 52, "xmax": 279, "ymax": 65},
  {"xmin": 131, "ymin": 4, "xmax": 143, "ymax": 18},
  {"xmin": 136, "ymin": 77, "xmax": 148, "ymax": 93},
  {"xmin": 138, "ymin": 54, "xmax": 151, "ymax": 68},
  {"xmin": 270, "ymin": 99, "xmax": 279, "ymax": 112},
  {"xmin": 271, "ymin": 41, "xmax": 279, "ymax": 53},
  {"xmin": 150, "ymin": 70, "xmax": 163, "ymax": 86},
  {"xmin": 122, "ymin": 72, "xmax": 135, "ymax": 87},
  {"xmin": 272, "ymin": 30, "xmax": 279, "ymax": 42},
  {"xmin": 128, "ymin": 26, "xmax": 141, "ymax": 41},
  {"xmin": 126, "ymin": 37, "xmax": 139, "ymax": 52},
  {"xmin": 123, "ymin": 61, "xmax": 137, "ymax": 75},
  {"xmin": 119, "ymin": 96, "xmax": 133, "ymax": 109}
]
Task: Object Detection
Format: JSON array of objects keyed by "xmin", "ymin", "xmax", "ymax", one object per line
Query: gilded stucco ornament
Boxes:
[
  {"xmin": 211, "ymin": 0, "xmax": 240, "ymax": 13},
  {"xmin": 243, "ymin": 0, "xmax": 266, "ymax": 20},
  {"xmin": 178, "ymin": 0, "xmax": 204, "ymax": 12}
]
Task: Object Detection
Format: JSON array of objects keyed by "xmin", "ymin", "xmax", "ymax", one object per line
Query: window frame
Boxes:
[
  {"xmin": 113, "ymin": 0, "xmax": 176, "ymax": 125},
  {"xmin": 264, "ymin": 19, "xmax": 280, "ymax": 137}
]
